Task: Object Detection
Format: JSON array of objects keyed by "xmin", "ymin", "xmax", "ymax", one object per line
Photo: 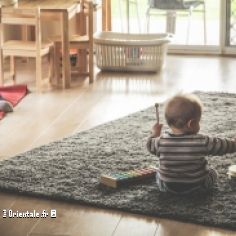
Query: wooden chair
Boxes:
[
  {"xmin": 146, "ymin": 0, "xmax": 206, "ymax": 44},
  {"xmin": 0, "ymin": 7, "xmax": 54, "ymax": 91},
  {"xmin": 54, "ymin": 0, "xmax": 94, "ymax": 85}
]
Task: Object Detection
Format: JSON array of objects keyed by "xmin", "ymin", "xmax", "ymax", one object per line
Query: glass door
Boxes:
[
  {"xmin": 110, "ymin": 0, "xmax": 225, "ymax": 54},
  {"xmin": 146, "ymin": 0, "xmax": 221, "ymax": 53},
  {"xmin": 110, "ymin": 0, "xmax": 236, "ymax": 54},
  {"xmin": 223, "ymin": 0, "xmax": 236, "ymax": 54}
]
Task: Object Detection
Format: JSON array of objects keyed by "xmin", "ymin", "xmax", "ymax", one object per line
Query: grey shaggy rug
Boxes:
[{"xmin": 0, "ymin": 92, "xmax": 236, "ymax": 230}]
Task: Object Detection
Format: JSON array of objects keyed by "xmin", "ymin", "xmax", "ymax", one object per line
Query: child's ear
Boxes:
[{"xmin": 187, "ymin": 119, "xmax": 195, "ymax": 128}]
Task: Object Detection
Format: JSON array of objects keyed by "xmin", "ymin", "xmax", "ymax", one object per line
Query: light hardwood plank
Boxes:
[
  {"xmin": 0, "ymin": 195, "xmax": 52, "ymax": 236},
  {"xmin": 155, "ymin": 219, "xmax": 236, "ymax": 236},
  {"xmin": 31, "ymin": 202, "xmax": 122, "ymax": 236},
  {"xmin": 0, "ymin": 192, "xmax": 17, "ymax": 211},
  {"xmin": 0, "ymin": 55, "xmax": 236, "ymax": 236},
  {"xmin": 113, "ymin": 213, "xmax": 158, "ymax": 236}
]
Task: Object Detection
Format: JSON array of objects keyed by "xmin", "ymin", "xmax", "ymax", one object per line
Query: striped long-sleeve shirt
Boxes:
[{"xmin": 147, "ymin": 132, "xmax": 236, "ymax": 183}]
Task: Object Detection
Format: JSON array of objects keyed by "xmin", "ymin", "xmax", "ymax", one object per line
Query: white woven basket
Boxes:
[{"xmin": 94, "ymin": 32, "xmax": 172, "ymax": 72}]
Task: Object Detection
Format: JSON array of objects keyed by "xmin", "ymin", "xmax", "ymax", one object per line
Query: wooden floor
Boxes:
[{"xmin": 0, "ymin": 55, "xmax": 236, "ymax": 236}]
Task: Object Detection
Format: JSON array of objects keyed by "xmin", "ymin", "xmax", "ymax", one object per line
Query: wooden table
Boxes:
[{"xmin": 16, "ymin": 0, "xmax": 81, "ymax": 89}]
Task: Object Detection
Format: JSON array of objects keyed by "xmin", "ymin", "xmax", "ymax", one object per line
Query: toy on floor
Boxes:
[
  {"xmin": 228, "ymin": 165, "xmax": 236, "ymax": 179},
  {"xmin": 100, "ymin": 166, "xmax": 158, "ymax": 188},
  {"xmin": 155, "ymin": 103, "xmax": 159, "ymax": 124}
]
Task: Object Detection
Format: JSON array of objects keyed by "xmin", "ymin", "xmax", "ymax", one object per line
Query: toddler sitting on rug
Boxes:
[{"xmin": 147, "ymin": 94, "xmax": 236, "ymax": 194}]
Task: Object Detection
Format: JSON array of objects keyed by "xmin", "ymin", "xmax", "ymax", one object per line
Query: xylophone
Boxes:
[{"xmin": 100, "ymin": 166, "xmax": 158, "ymax": 188}]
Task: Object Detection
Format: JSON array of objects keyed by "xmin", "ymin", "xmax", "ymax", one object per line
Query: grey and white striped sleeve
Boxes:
[
  {"xmin": 206, "ymin": 136, "xmax": 236, "ymax": 156},
  {"xmin": 146, "ymin": 136, "xmax": 160, "ymax": 156}
]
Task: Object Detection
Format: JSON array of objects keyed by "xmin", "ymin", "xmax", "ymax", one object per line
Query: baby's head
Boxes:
[{"xmin": 164, "ymin": 94, "xmax": 202, "ymax": 135}]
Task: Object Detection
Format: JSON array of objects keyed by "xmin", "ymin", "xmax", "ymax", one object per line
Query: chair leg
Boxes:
[
  {"xmin": 166, "ymin": 11, "xmax": 176, "ymax": 34},
  {"xmin": 49, "ymin": 47, "xmax": 54, "ymax": 84},
  {"xmin": 76, "ymin": 50, "xmax": 80, "ymax": 68},
  {"xmin": 0, "ymin": 50, "xmax": 4, "ymax": 85},
  {"xmin": 186, "ymin": 8, "xmax": 193, "ymax": 44},
  {"xmin": 89, "ymin": 48, "xmax": 94, "ymax": 84},
  {"xmin": 78, "ymin": 49, "xmax": 87, "ymax": 74},
  {"xmin": 10, "ymin": 56, "xmax": 16, "ymax": 83},
  {"xmin": 54, "ymin": 43, "xmax": 61, "ymax": 86},
  {"xmin": 21, "ymin": 25, "xmax": 30, "ymax": 64},
  {"xmin": 203, "ymin": 2, "xmax": 207, "ymax": 45},
  {"xmin": 36, "ymin": 56, "xmax": 42, "ymax": 92}
]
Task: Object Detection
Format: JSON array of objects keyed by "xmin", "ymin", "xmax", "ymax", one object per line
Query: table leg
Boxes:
[
  {"xmin": 0, "ymin": 50, "xmax": 3, "ymax": 85},
  {"xmin": 61, "ymin": 11, "xmax": 71, "ymax": 89},
  {"xmin": 102, "ymin": 0, "xmax": 111, "ymax": 31},
  {"xmin": 0, "ymin": 22, "xmax": 4, "ymax": 84},
  {"xmin": 107, "ymin": 0, "xmax": 111, "ymax": 30}
]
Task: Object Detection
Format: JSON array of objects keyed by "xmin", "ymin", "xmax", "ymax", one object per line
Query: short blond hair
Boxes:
[{"xmin": 165, "ymin": 94, "xmax": 202, "ymax": 129}]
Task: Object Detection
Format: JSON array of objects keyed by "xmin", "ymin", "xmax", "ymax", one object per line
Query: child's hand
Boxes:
[{"xmin": 151, "ymin": 123, "xmax": 163, "ymax": 137}]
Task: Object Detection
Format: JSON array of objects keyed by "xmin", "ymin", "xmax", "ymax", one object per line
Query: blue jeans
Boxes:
[{"xmin": 156, "ymin": 168, "xmax": 218, "ymax": 194}]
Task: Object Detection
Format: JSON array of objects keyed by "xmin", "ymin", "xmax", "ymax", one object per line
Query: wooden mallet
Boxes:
[{"xmin": 155, "ymin": 103, "xmax": 159, "ymax": 124}]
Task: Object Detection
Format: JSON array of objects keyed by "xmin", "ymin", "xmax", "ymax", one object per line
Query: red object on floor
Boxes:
[
  {"xmin": 0, "ymin": 84, "xmax": 28, "ymax": 120},
  {"xmin": 0, "ymin": 111, "xmax": 4, "ymax": 120}
]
